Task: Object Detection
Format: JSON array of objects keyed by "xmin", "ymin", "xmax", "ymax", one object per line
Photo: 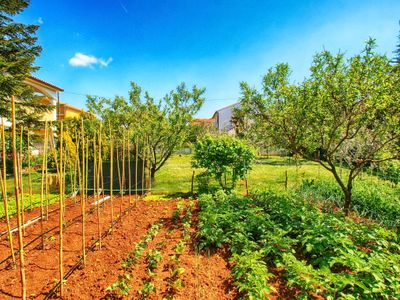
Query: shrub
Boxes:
[{"xmin": 192, "ymin": 135, "xmax": 255, "ymax": 191}]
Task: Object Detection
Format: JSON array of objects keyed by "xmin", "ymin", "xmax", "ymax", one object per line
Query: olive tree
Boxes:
[{"xmin": 239, "ymin": 39, "xmax": 400, "ymax": 215}]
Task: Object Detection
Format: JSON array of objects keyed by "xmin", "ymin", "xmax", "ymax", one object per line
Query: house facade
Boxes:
[{"xmin": 212, "ymin": 102, "xmax": 240, "ymax": 135}]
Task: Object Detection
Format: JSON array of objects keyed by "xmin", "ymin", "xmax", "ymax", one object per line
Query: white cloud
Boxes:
[
  {"xmin": 38, "ymin": 17, "xmax": 43, "ymax": 24},
  {"xmin": 68, "ymin": 53, "xmax": 113, "ymax": 68}
]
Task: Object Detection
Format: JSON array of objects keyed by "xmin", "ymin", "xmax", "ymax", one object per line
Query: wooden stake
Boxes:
[
  {"xmin": 58, "ymin": 122, "xmax": 64, "ymax": 297},
  {"xmin": 109, "ymin": 122, "xmax": 114, "ymax": 229},
  {"xmin": 1, "ymin": 119, "xmax": 15, "ymax": 265},
  {"xmin": 141, "ymin": 143, "xmax": 145, "ymax": 196},
  {"xmin": 135, "ymin": 139, "xmax": 138, "ymax": 204},
  {"xmin": 19, "ymin": 126, "xmax": 25, "ymax": 233},
  {"xmin": 80, "ymin": 118, "xmax": 86, "ymax": 265},
  {"xmin": 191, "ymin": 170, "xmax": 195, "ymax": 196},
  {"xmin": 40, "ymin": 121, "xmax": 48, "ymax": 250},
  {"xmin": 121, "ymin": 132, "xmax": 125, "ymax": 209},
  {"xmin": 116, "ymin": 145, "xmax": 122, "ymax": 217},
  {"xmin": 27, "ymin": 129, "xmax": 32, "ymax": 210},
  {"xmin": 12, "ymin": 96, "xmax": 27, "ymax": 299},
  {"xmin": 128, "ymin": 136, "xmax": 131, "ymax": 209},
  {"xmin": 44, "ymin": 123, "xmax": 50, "ymax": 219},
  {"xmin": 147, "ymin": 140, "xmax": 151, "ymax": 193},
  {"xmin": 148, "ymin": 149, "xmax": 152, "ymax": 193},
  {"xmin": 285, "ymin": 170, "xmax": 288, "ymax": 190},
  {"xmin": 97, "ymin": 128, "xmax": 102, "ymax": 249}
]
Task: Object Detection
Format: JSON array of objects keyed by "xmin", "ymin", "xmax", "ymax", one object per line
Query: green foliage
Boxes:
[
  {"xmin": 146, "ymin": 249, "xmax": 162, "ymax": 271},
  {"xmin": 372, "ymin": 160, "xmax": 400, "ymax": 184},
  {"xmin": 230, "ymin": 250, "xmax": 275, "ymax": 299},
  {"xmin": 239, "ymin": 39, "xmax": 400, "ymax": 214},
  {"xmin": 105, "ymin": 274, "xmax": 132, "ymax": 296},
  {"xmin": 193, "ymin": 135, "xmax": 255, "ymax": 191},
  {"xmin": 174, "ymin": 240, "xmax": 186, "ymax": 254},
  {"xmin": 299, "ymin": 179, "xmax": 400, "ymax": 228},
  {"xmin": 0, "ymin": 0, "xmax": 52, "ymax": 125},
  {"xmin": 138, "ymin": 281, "xmax": 156, "ymax": 298},
  {"xmin": 197, "ymin": 190, "xmax": 400, "ymax": 299},
  {"xmin": 87, "ymin": 82, "xmax": 205, "ymax": 178},
  {"xmin": 121, "ymin": 222, "xmax": 161, "ymax": 269}
]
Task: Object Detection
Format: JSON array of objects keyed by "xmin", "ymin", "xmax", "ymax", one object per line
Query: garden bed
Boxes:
[{"xmin": 0, "ymin": 198, "xmax": 236, "ymax": 299}]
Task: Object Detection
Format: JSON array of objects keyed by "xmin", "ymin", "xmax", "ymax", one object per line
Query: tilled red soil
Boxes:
[{"xmin": 0, "ymin": 197, "xmax": 237, "ymax": 299}]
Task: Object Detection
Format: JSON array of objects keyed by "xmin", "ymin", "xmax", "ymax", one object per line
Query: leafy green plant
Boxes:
[
  {"xmin": 138, "ymin": 281, "xmax": 156, "ymax": 298},
  {"xmin": 146, "ymin": 249, "xmax": 162, "ymax": 271},
  {"xmin": 299, "ymin": 179, "xmax": 400, "ymax": 228},
  {"xmin": 230, "ymin": 251, "xmax": 275, "ymax": 299},
  {"xmin": 106, "ymin": 274, "xmax": 132, "ymax": 296},
  {"xmin": 193, "ymin": 135, "xmax": 255, "ymax": 191},
  {"xmin": 197, "ymin": 190, "xmax": 400, "ymax": 299},
  {"xmin": 174, "ymin": 240, "xmax": 186, "ymax": 254}
]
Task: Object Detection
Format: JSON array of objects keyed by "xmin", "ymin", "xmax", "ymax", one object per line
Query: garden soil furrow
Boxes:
[
  {"xmin": 0, "ymin": 195, "xmax": 134, "ymax": 299},
  {"xmin": 0, "ymin": 198, "xmax": 237, "ymax": 299},
  {"xmin": 63, "ymin": 200, "xmax": 236, "ymax": 300}
]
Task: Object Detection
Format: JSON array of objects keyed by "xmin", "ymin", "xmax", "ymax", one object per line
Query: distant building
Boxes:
[
  {"xmin": 27, "ymin": 76, "xmax": 86, "ymax": 122},
  {"xmin": 212, "ymin": 103, "xmax": 240, "ymax": 134},
  {"xmin": 192, "ymin": 118, "xmax": 214, "ymax": 126},
  {"xmin": 1, "ymin": 76, "xmax": 85, "ymax": 154},
  {"xmin": 58, "ymin": 103, "xmax": 85, "ymax": 120}
]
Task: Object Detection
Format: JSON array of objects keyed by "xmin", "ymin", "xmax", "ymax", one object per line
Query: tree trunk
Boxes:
[
  {"xmin": 343, "ymin": 188, "xmax": 352, "ymax": 216},
  {"xmin": 150, "ymin": 166, "xmax": 156, "ymax": 179}
]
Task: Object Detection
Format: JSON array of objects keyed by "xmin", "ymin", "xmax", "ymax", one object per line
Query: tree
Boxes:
[
  {"xmin": 239, "ymin": 39, "xmax": 400, "ymax": 215},
  {"xmin": 192, "ymin": 135, "xmax": 255, "ymax": 191},
  {"xmin": 87, "ymin": 82, "xmax": 205, "ymax": 178},
  {"xmin": 0, "ymin": 0, "xmax": 50, "ymax": 124}
]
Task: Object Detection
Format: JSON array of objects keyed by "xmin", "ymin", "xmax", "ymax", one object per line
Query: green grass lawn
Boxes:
[{"xmin": 152, "ymin": 154, "xmax": 388, "ymax": 195}]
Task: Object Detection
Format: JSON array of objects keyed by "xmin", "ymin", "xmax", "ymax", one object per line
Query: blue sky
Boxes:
[{"xmin": 18, "ymin": 0, "xmax": 400, "ymax": 118}]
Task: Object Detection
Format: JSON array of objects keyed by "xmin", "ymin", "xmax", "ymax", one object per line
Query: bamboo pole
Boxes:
[
  {"xmin": 191, "ymin": 170, "xmax": 195, "ymax": 196},
  {"xmin": 19, "ymin": 126, "xmax": 25, "ymax": 233},
  {"xmin": 72, "ymin": 135, "xmax": 78, "ymax": 203},
  {"xmin": 109, "ymin": 122, "xmax": 114, "ymax": 229},
  {"xmin": 27, "ymin": 129, "xmax": 32, "ymax": 210},
  {"xmin": 85, "ymin": 136, "xmax": 89, "ymax": 206},
  {"xmin": 80, "ymin": 118, "xmax": 86, "ymax": 265},
  {"xmin": 141, "ymin": 143, "xmax": 145, "ymax": 196},
  {"xmin": 121, "ymin": 132, "xmax": 125, "ymax": 210},
  {"xmin": 97, "ymin": 127, "xmax": 102, "ymax": 249},
  {"xmin": 40, "ymin": 121, "xmax": 48, "ymax": 250},
  {"xmin": 93, "ymin": 133, "xmax": 101, "ymax": 249},
  {"xmin": 128, "ymin": 135, "xmax": 131, "ymax": 209},
  {"xmin": 116, "ymin": 145, "xmax": 122, "ymax": 218},
  {"xmin": 148, "ymin": 143, "xmax": 152, "ymax": 193},
  {"xmin": 11, "ymin": 96, "xmax": 27, "ymax": 299},
  {"xmin": 58, "ymin": 122, "xmax": 64, "ymax": 297},
  {"xmin": 135, "ymin": 138, "xmax": 138, "ymax": 205},
  {"xmin": 99, "ymin": 126, "xmax": 104, "ymax": 201},
  {"xmin": 45, "ymin": 125, "xmax": 50, "ymax": 219},
  {"xmin": 1, "ymin": 119, "xmax": 15, "ymax": 265}
]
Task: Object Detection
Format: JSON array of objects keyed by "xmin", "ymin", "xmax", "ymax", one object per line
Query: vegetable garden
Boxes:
[{"xmin": 1, "ymin": 1, "xmax": 400, "ymax": 299}]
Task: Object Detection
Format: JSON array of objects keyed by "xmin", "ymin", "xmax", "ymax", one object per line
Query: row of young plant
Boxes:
[
  {"xmin": 106, "ymin": 200, "xmax": 194, "ymax": 299},
  {"xmin": 164, "ymin": 200, "xmax": 194, "ymax": 299},
  {"xmin": 299, "ymin": 179, "xmax": 400, "ymax": 229},
  {"xmin": 197, "ymin": 190, "xmax": 400, "ymax": 299},
  {"xmin": 138, "ymin": 200, "xmax": 194, "ymax": 299},
  {"xmin": 106, "ymin": 222, "xmax": 162, "ymax": 298}
]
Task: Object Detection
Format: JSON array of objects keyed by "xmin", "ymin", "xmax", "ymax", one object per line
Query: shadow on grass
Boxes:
[
  {"xmin": 144, "ymin": 192, "xmax": 194, "ymax": 201},
  {"xmin": 255, "ymin": 157, "xmax": 313, "ymax": 166}
]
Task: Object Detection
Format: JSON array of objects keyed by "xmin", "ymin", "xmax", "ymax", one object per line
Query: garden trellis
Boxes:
[{"xmin": 0, "ymin": 106, "xmax": 153, "ymax": 299}]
